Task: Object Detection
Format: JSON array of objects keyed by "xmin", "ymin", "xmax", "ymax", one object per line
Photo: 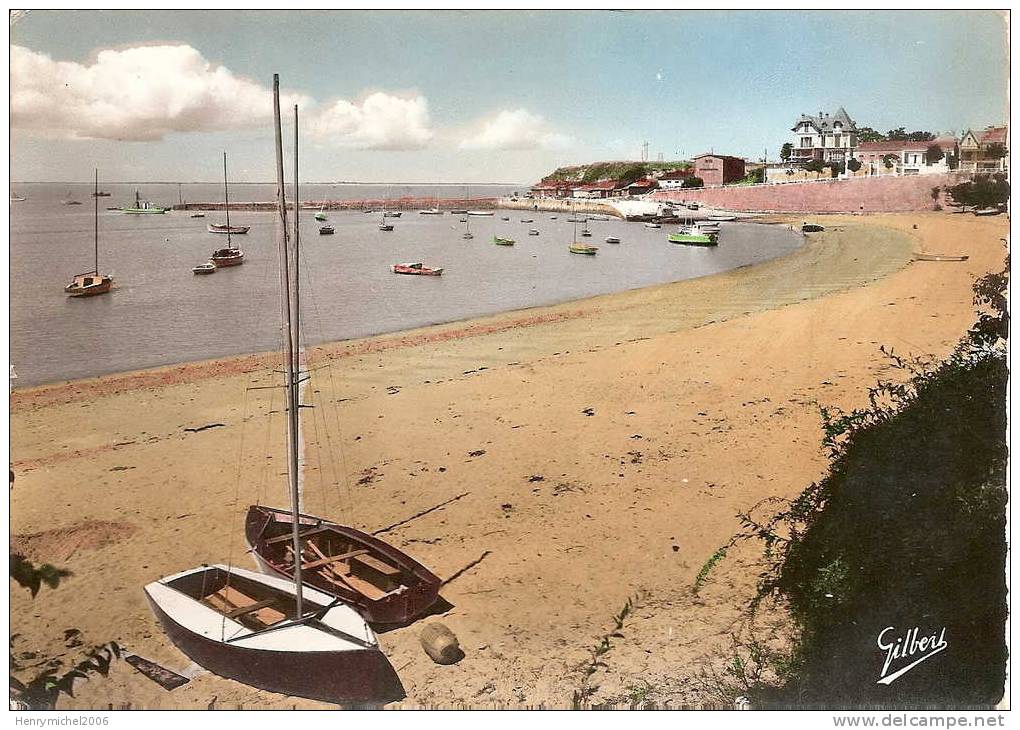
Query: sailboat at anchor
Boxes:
[
  {"xmin": 65, "ymin": 170, "xmax": 113, "ymax": 297},
  {"xmin": 209, "ymin": 152, "xmax": 247, "ymax": 266},
  {"xmin": 144, "ymin": 76, "xmax": 403, "ymax": 704}
]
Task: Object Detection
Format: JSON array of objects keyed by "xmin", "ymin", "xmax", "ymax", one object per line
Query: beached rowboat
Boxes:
[
  {"xmin": 392, "ymin": 262, "xmax": 443, "ymax": 276},
  {"xmin": 246, "ymin": 506, "xmax": 442, "ymax": 625}
]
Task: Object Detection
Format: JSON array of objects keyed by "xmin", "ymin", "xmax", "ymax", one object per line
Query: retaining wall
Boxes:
[{"xmin": 650, "ymin": 172, "xmax": 969, "ymax": 213}]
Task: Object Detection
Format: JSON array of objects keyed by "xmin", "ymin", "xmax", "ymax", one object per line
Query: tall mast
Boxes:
[
  {"xmin": 293, "ymin": 105, "xmax": 301, "ymax": 373},
  {"xmin": 273, "ymin": 73, "xmax": 303, "ymax": 618},
  {"xmin": 94, "ymin": 169, "xmax": 99, "ymax": 274},
  {"xmin": 223, "ymin": 152, "xmax": 233, "ymax": 249}
]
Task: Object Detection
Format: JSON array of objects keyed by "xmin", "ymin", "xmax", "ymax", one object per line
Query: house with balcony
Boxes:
[
  {"xmin": 959, "ymin": 126, "xmax": 1007, "ymax": 173},
  {"xmin": 788, "ymin": 107, "xmax": 858, "ymax": 165},
  {"xmin": 856, "ymin": 136, "xmax": 959, "ymax": 176}
]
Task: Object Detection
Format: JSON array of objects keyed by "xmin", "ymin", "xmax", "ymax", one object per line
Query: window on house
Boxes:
[
  {"xmin": 834, "ymin": 134, "xmax": 841, "ymax": 146},
  {"xmin": 801, "ymin": 137, "xmax": 812, "ymax": 147}
]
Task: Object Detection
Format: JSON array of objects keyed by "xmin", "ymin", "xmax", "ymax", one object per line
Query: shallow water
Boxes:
[{"xmin": 10, "ymin": 185, "xmax": 802, "ymax": 387}]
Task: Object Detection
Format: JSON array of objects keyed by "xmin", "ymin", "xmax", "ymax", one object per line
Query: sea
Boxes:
[{"xmin": 9, "ymin": 182, "xmax": 803, "ymax": 387}]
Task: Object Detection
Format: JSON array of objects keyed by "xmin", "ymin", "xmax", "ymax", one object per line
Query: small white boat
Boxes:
[
  {"xmin": 468, "ymin": 210, "xmax": 494, "ymax": 216},
  {"xmin": 190, "ymin": 213, "xmax": 206, "ymax": 218},
  {"xmin": 589, "ymin": 214, "xmax": 611, "ymax": 221},
  {"xmin": 644, "ymin": 222, "xmax": 661, "ymax": 229},
  {"xmin": 520, "ymin": 218, "xmax": 533, "ymax": 223},
  {"xmin": 605, "ymin": 236, "xmax": 621, "ymax": 244},
  {"xmin": 379, "ymin": 223, "xmax": 394, "ymax": 232},
  {"xmin": 192, "ymin": 261, "xmax": 217, "ymax": 275},
  {"xmin": 528, "ymin": 229, "xmax": 540, "ymax": 236},
  {"xmin": 419, "ymin": 208, "xmax": 443, "ymax": 215},
  {"xmin": 707, "ymin": 215, "xmax": 736, "ymax": 222}
]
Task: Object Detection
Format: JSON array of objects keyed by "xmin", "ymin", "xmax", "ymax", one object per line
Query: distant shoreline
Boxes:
[{"xmin": 12, "ymin": 180, "xmax": 530, "ymax": 186}]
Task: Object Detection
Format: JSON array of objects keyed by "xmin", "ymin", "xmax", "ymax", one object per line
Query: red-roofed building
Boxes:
[
  {"xmin": 693, "ymin": 154, "xmax": 746, "ymax": 186},
  {"xmin": 572, "ymin": 180, "xmax": 627, "ymax": 199},
  {"xmin": 625, "ymin": 177, "xmax": 658, "ymax": 195},
  {"xmin": 530, "ymin": 180, "xmax": 574, "ymax": 198},
  {"xmin": 856, "ymin": 136, "xmax": 959, "ymax": 176},
  {"xmin": 960, "ymin": 126, "xmax": 1007, "ymax": 173}
]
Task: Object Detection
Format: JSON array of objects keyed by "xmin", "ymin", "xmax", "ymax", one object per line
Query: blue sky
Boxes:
[{"xmin": 10, "ymin": 10, "xmax": 1008, "ymax": 183}]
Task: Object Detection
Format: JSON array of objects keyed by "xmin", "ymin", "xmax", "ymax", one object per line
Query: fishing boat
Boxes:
[
  {"xmin": 246, "ymin": 507, "xmax": 442, "ymax": 625},
  {"xmin": 528, "ymin": 229, "xmax": 540, "ymax": 236},
  {"xmin": 668, "ymin": 227, "xmax": 717, "ymax": 246},
  {"xmin": 468, "ymin": 210, "xmax": 494, "ymax": 216},
  {"xmin": 65, "ymin": 169, "xmax": 113, "ymax": 297},
  {"xmin": 569, "ymin": 243, "xmax": 598, "ymax": 255},
  {"xmin": 644, "ymin": 222, "xmax": 661, "ymax": 229},
  {"xmin": 493, "ymin": 235, "xmax": 515, "ymax": 246},
  {"xmin": 315, "ymin": 209, "xmax": 328, "ymax": 222},
  {"xmin": 605, "ymin": 236, "xmax": 621, "ymax": 244},
  {"xmin": 391, "ymin": 262, "xmax": 443, "ymax": 276},
  {"xmin": 319, "ymin": 225, "xmax": 335, "ymax": 235},
  {"xmin": 192, "ymin": 261, "xmax": 217, "ymax": 275},
  {"xmin": 121, "ymin": 190, "xmax": 167, "ymax": 214},
  {"xmin": 146, "ymin": 76, "xmax": 399, "ymax": 705},
  {"xmin": 209, "ymin": 153, "xmax": 245, "ymax": 266}
]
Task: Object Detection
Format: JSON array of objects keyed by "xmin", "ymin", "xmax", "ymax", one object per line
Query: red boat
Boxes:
[
  {"xmin": 211, "ymin": 247, "xmax": 244, "ymax": 266},
  {"xmin": 245, "ymin": 505, "xmax": 442, "ymax": 624},
  {"xmin": 391, "ymin": 262, "xmax": 443, "ymax": 276}
]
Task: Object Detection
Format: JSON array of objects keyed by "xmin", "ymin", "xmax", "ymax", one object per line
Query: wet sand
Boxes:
[{"xmin": 9, "ymin": 213, "xmax": 1006, "ymax": 708}]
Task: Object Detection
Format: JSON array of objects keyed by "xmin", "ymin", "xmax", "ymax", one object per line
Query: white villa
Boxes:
[{"xmin": 787, "ymin": 107, "xmax": 858, "ymax": 165}]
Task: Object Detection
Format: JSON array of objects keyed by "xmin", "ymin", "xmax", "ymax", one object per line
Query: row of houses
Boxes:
[
  {"xmin": 530, "ymin": 153, "xmax": 749, "ymax": 199},
  {"xmin": 531, "ymin": 110, "xmax": 1006, "ymax": 197},
  {"xmin": 775, "ymin": 107, "xmax": 1007, "ymax": 180}
]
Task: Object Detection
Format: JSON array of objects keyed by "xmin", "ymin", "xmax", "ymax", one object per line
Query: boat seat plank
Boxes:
[
  {"xmin": 336, "ymin": 572, "xmax": 388, "ymax": 601},
  {"xmin": 226, "ymin": 597, "xmax": 280, "ymax": 618},
  {"xmin": 351, "ymin": 553, "xmax": 401, "ymax": 577},
  {"xmin": 264, "ymin": 525, "xmax": 331, "ymax": 545},
  {"xmin": 302, "ymin": 549, "xmax": 369, "ymax": 571}
]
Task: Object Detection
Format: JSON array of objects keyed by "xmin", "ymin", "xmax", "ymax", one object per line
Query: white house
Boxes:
[
  {"xmin": 787, "ymin": 107, "xmax": 858, "ymax": 165},
  {"xmin": 856, "ymin": 136, "xmax": 959, "ymax": 176}
]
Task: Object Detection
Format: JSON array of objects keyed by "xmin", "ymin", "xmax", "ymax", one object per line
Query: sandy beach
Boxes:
[{"xmin": 9, "ymin": 212, "xmax": 1006, "ymax": 708}]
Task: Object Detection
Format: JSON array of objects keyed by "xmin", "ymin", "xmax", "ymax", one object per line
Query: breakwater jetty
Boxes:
[
  {"xmin": 173, "ymin": 196, "xmax": 498, "ymax": 212},
  {"xmin": 497, "ymin": 196, "xmax": 624, "ymax": 218}
]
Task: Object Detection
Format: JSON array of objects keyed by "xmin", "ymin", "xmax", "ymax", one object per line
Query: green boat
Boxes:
[
  {"xmin": 315, "ymin": 212, "xmax": 327, "ymax": 221},
  {"xmin": 122, "ymin": 190, "xmax": 168, "ymax": 214},
  {"xmin": 493, "ymin": 236, "xmax": 515, "ymax": 246},
  {"xmin": 569, "ymin": 242, "xmax": 598, "ymax": 255},
  {"xmin": 668, "ymin": 228, "xmax": 717, "ymax": 246}
]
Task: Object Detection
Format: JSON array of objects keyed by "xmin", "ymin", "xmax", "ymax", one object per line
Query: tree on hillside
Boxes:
[
  {"xmin": 780, "ymin": 143, "xmax": 794, "ymax": 163},
  {"xmin": 985, "ymin": 143, "xmax": 1007, "ymax": 160},
  {"xmin": 925, "ymin": 144, "xmax": 945, "ymax": 165},
  {"xmin": 682, "ymin": 176, "xmax": 704, "ymax": 189},
  {"xmin": 856, "ymin": 127, "xmax": 885, "ymax": 143},
  {"xmin": 947, "ymin": 174, "xmax": 1009, "ymax": 210}
]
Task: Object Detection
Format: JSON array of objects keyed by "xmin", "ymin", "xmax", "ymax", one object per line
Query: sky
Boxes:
[{"xmin": 9, "ymin": 9, "xmax": 1009, "ymax": 184}]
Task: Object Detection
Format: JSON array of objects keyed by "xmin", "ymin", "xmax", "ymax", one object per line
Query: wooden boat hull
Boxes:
[
  {"xmin": 569, "ymin": 245, "xmax": 598, "ymax": 255},
  {"xmin": 208, "ymin": 224, "xmax": 250, "ymax": 235},
  {"xmin": 493, "ymin": 238, "xmax": 515, "ymax": 246},
  {"xmin": 379, "ymin": 225, "xmax": 394, "ymax": 231},
  {"xmin": 65, "ymin": 278, "xmax": 112, "ymax": 297},
  {"xmin": 245, "ymin": 506, "xmax": 442, "ymax": 624},
  {"xmin": 211, "ymin": 249, "xmax": 244, "ymax": 266},
  {"xmin": 144, "ymin": 565, "xmax": 402, "ymax": 703}
]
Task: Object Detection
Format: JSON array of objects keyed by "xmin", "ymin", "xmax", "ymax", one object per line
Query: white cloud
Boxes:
[
  {"xmin": 10, "ymin": 44, "xmax": 310, "ymax": 142},
  {"xmin": 459, "ymin": 109, "xmax": 572, "ymax": 151},
  {"xmin": 307, "ymin": 92, "xmax": 433, "ymax": 151}
]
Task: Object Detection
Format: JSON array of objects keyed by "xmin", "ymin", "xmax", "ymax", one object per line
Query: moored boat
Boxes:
[
  {"xmin": 392, "ymin": 262, "xmax": 443, "ymax": 276},
  {"xmin": 468, "ymin": 210, "xmax": 494, "ymax": 216},
  {"xmin": 208, "ymin": 223, "xmax": 251, "ymax": 234},
  {"xmin": 801, "ymin": 223, "xmax": 825, "ymax": 232},
  {"xmin": 420, "ymin": 208, "xmax": 443, "ymax": 215},
  {"xmin": 246, "ymin": 506, "xmax": 442, "ymax": 625},
  {"xmin": 121, "ymin": 190, "xmax": 167, "ymax": 214},
  {"xmin": 520, "ymin": 218, "xmax": 533, "ymax": 223},
  {"xmin": 668, "ymin": 227, "xmax": 717, "ymax": 246},
  {"xmin": 211, "ymin": 247, "xmax": 245, "ymax": 266},
  {"xmin": 569, "ymin": 243, "xmax": 598, "ymax": 255},
  {"xmin": 315, "ymin": 212, "xmax": 328, "ymax": 222},
  {"xmin": 379, "ymin": 223, "xmax": 394, "ymax": 231},
  {"xmin": 493, "ymin": 236, "xmax": 515, "ymax": 246},
  {"xmin": 605, "ymin": 236, "xmax": 621, "ymax": 244},
  {"xmin": 65, "ymin": 170, "xmax": 113, "ymax": 297},
  {"xmin": 644, "ymin": 222, "xmax": 661, "ymax": 229},
  {"xmin": 190, "ymin": 213, "xmax": 206, "ymax": 218},
  {"xmin": 319, "ymin": 225, "xmax": 335, "ymax": 235},
  {"xmin": 192, "ymin": 261, "xmax": 217, "ymax": 275},
  {"xmin": 383, "ymin": 211, "xmax": 402, "ymax": 218},
  {"xmin": 528, "ymin": 229, "xmax": 540, "ymax": 236},
  {"xmin": 707, "ymin": 215, "xmax": 736, "ymax": 221}
]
